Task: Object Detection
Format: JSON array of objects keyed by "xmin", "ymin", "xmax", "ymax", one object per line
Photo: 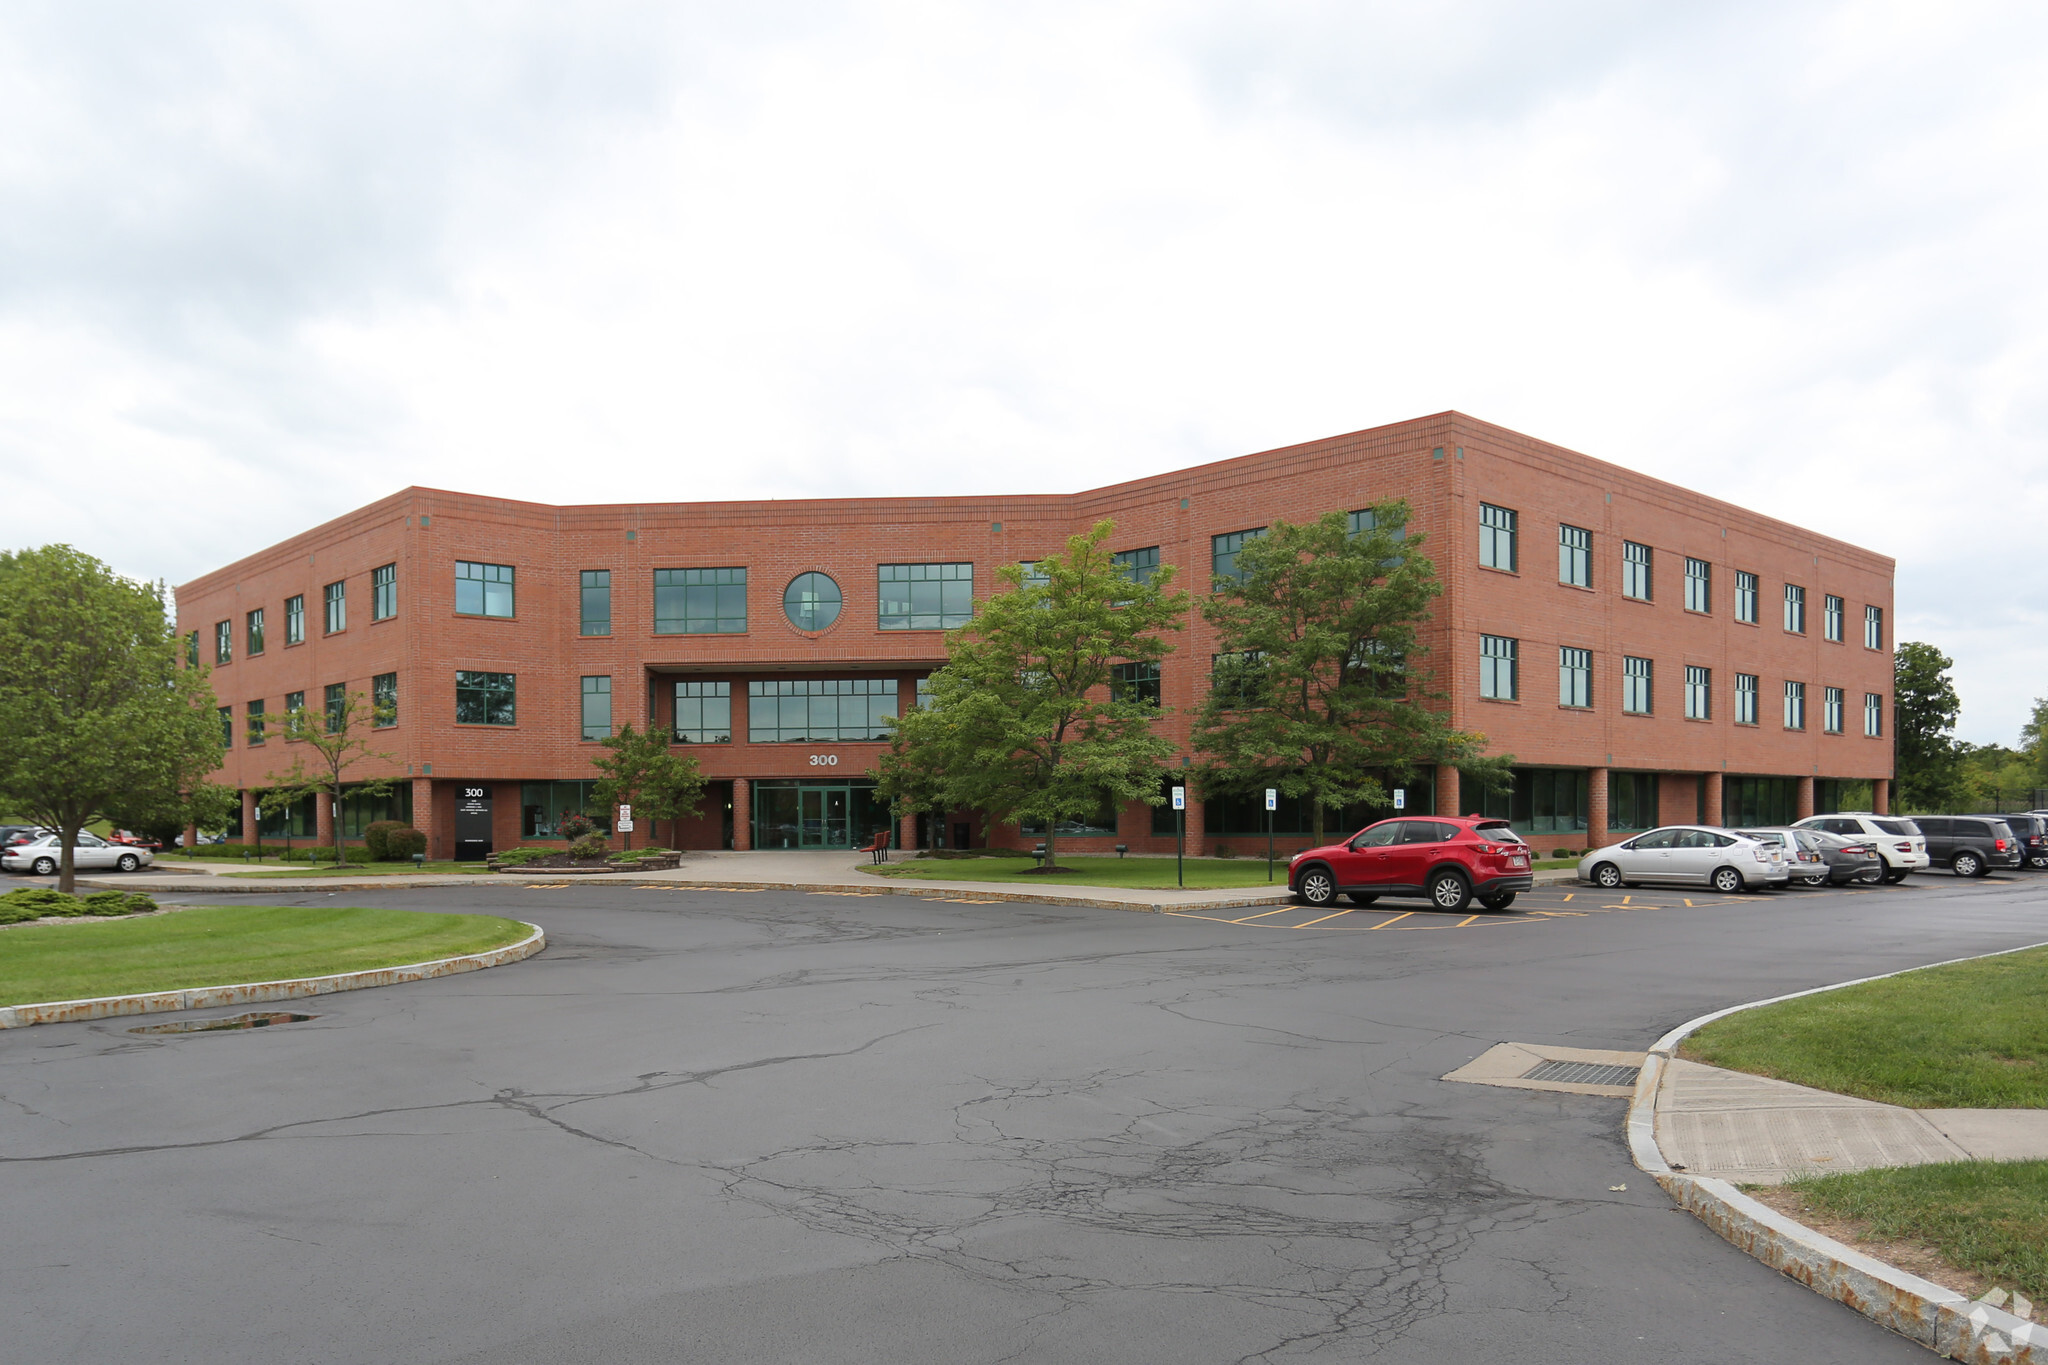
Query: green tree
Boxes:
[
  {"xmin": 590, "ymin": 722, "xmax": 708, "ymax": 850},
  {"xmin": 261, "ymin": 688, "xmax": 397, "ymax": 865},
  {"xmin": 1893, "ymin": 641, "xmax": 1968, "ymax": 812},
  {"xmin": 2020, "ymin": 697, "xmax": 2048, "ymax": 788},
  {"xmin": 0, "ymin": 545, "xmax": 229, "ymax": 892},
  {"xmin": 875, "ymin": 519, "xmax": 1187, "ymax": 869},
  {"xmin": 1192, "ymin": 504, "xmax": 1509, "ymax": 844}
]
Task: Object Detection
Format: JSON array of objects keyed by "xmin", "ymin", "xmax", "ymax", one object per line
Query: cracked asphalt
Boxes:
[{"xmin": 5, "ymin": 874, "xmax": 2046, "ymax": 1363}]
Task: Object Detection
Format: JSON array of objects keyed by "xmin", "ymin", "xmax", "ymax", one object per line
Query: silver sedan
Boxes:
[
  {"xmin": 1, "ymin": 832, "xmax": 155, "ymax": 876},
  {"xmin": 1577, "ymin": 826, "xmax": 1789, "ymax": 892}
]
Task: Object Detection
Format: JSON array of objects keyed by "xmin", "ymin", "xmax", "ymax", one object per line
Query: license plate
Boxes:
[{"xmin": 1509, "ymin": 856, "xmax": 1527, "ymax": 867}]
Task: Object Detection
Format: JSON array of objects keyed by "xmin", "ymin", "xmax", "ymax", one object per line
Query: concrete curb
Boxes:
[
  {"xmin": 0, "ymin": 922, "xmax": 546, "ymax": 1030},
  {"xmin": 1630, "ymin": 939, "xmax": 2048, "ymax": 1361}
]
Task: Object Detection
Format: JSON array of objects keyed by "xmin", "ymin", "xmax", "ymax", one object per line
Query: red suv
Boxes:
[{"xmin": 1288, "ymin": 816, "xmax": 1535, "ymax": 912}]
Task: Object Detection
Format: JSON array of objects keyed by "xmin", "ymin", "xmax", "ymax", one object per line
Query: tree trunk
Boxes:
[
  {"xmin": 58, "ymin": 820, "xmax": 80, "ymax": 895},
  {"xmin": 330, "ymin": 778, "xmax": 346, "ymax": 866}
]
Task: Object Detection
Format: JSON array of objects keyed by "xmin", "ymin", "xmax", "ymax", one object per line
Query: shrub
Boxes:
[
  {"xmin": 493, "ymin": 847, "xmax": 551, "ymax": 866},
  {"xmin": 344, "ymin": 846, "xmax": 374, "ymax": 864},
  {"xmin": 0, "ymin": 887, "xmax": 154, "ymax": 921},
  {"xmin": 383, "ymin": 827, "xmax": 427, "ymax": 860},
  {"xmin": 568, "ymin": 832, "xmax": 610, "ymax": 860},
  {"xmin": 556, "ymin": 813, "xmax": 598, "ymax": 843},
  {"xmin": 1213, "ymin": 844, "xmax": 1235, "ymax": 858},
  {"xmin": 363, "ymin": 820, "xmax": 410, "ymax": 861}
]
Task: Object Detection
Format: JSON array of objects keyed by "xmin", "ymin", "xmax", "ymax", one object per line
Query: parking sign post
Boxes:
[
  {"xmin": 1265, "ymin": 788, "xmax": 1277, "ymax": 882},
  {"xmin": 1172, "ymin": 785, "xmax": 1186, "ymax": 888}
]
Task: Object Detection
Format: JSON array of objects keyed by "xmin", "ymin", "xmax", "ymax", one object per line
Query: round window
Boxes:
[{"xmin": 783, "ymin": 572, "xmax": 842, "ymax": 632}]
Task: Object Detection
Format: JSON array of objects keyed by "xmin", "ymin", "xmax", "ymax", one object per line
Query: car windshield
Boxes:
[
  {"xmin": 1474, "ymin": 822, "xmax": 1524, "ymax": 844},
  {"xmin": 1736, "ymin": 831, "xmax": 1786, "ymax": 847}
]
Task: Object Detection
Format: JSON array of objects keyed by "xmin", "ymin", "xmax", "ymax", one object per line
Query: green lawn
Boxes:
[
  {"xmin": 1786, "ymin": 1160, "xmax": 2048, "ymax": 1302},
  {"xmin": 1682, "ymin": 946, "xmax": 2048, "ymax": 1108},
  {"xmin": 0, "ymin": 905, "xmax": 532, "ymax": 1006},
  {"xmin": 866, "ymin": 855, "xmax": 1293, "ymax": 890}
]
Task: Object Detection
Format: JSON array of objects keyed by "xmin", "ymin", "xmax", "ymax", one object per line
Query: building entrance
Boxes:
[{"xmin": 751, "ymin": 781, "xmax": 891, "ymax": 851}]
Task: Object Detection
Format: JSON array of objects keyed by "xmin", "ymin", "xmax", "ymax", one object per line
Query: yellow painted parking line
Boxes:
[
  {"xmin": 1230, "ymin": 906, "xmax": 1300, "ymax": 923},
  {"xmin": 809, "ymin": 891, "xmax": 882, "ymax": 897},
  {"xmin": 1621, "ymin": 895, "xmax": 1631, "ymax": 904},
  {"xmin": 1684, "ymin": 898, "xmax": 1694, "ymax": 907},
  {"xmin": 1294, "ymin": 908, "xmax": 1356, "ymax": 928},
  {"xmin": 1561, "ymin": 893, "xmax": 1574, "ymax": 902},
  {"xmin": 1365, "ymin": 911, "xmax": 1415, "ymax": 930},
  {"xmin": 1456, "ymin": 914, "xmax": 1481, "ymax": 927},
  {"xmin": 523, "ymin": 883, "xmax": 572, "ymax": 889}
]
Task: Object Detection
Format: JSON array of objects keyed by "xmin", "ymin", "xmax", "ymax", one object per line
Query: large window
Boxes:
[
  {"xmin": 1734, "ymin": 570, "xmax": 1758, "ymax": 623},
  {"xmin": 1823, "ymin": 685, "xmax": 1844, "ymax": 734},
  {"xmin": 1019, "ymin": 788, "xmax": 1120, "ymax": 836},
  {"xmin": 1476, "ymin": 768, "xmax": 1590, "ymax": 834},
  {"xmin": 217, "ymin": 705, "xmax": 233, "ymax": 748},
  {"xmin": 1623, "ymin": 656, "xmax": 1652, "ymax": 714},
  {"xmin": 1823, "ymin": 594, "xmax": 1843, "ymax": 642},
  {"xmin": 1725, "ymin": 776, "xmax": 1798, "ymax": 827},
  {"xmin": 785, "ymin": 572, "xmax": 842, "ymax": 631},
  {"xmin": 324, "ymin": 682, "xmax": 345, "ymax": 733},
  {"xmin": 1684, "ymin": 558, "xmax": 1711, "ymax": 613},
  {"xmin": 285, "ymin": 594, "xmax": 305, "ymax": 645},
  {"xmin": 522, "ymin": 780, "xmax": 610, "ymax": 838},
  {"xmin": 246, "ymin": 608, "xmax": 265, "ymax": 656},
  {"xmin": 581, "ymin": 675, "xmax": 612, "ymax": 740},
  {"xmin": 1609, "ymin": 772, "xmax": 1659, "ymax": 831},
  {"xmin": 373, "ymin": 672, "xmax": 397, "ymax": 726},
  {"xmin": 1734, "ymin": 673, "xmax": 1758, "ymax": 725},
  {"xmin": 1865, "ymin": 692, "xmax": 1883, "ymax": 737},
  {"xmin": 214, "ymin": 620, "xmax": 232, "ymax": 665},
  {"xmin": 284, "ymin": 690, "xmax": 305, "ymax": 728},
  {"xmin": 1111, "ymin": 661, "xmax": 1161, "ymax": 707},
  {"xmin": 1112, "ymin": 547, "xmax": 1160, "ymax": 586},
  {"xmin": 454, "ymin": 561, "xmax": 514, "ymax": 618},
  {"xmin": 1210, "ymin": 651, "xmax": 1266, "ymax": 709},
  {"xmin": 580, "ymin": 570, "xmax": 612, "ymax": 636},
  {"xmin": 879, "ymin": 563, "xmax": 970, "ymax": 629},
  {"xmin": 1479, "ymin": 504, "xmax": 1517, "ymax": 571},
  {"xmin": 673, "ymin": 681, "xmax": 732, "ymax": 743},
  {"xmin": 1559, "ymin": 647, "xmax": 1591, "ymax": 708},
  {"xmin": 1784, "ymin": 679, "xmax": 1806, "ymax": 730},
  {"xmin": 1211, "ymin": 529, "xmax": 1265, "ymax": 586},
  {"xmin": 1622, "ymin": 542, "xmax": 1652, "ymax": 601},
  {"xmin": 372, "ymin": 563, "xmax": 396, "ymax": 621},
  {"xmin": 656, "ymin": 567, "xmax": 747, "ymax": 633},
  {"xmin": 1865, "ymin": 605, "xmax": 1884, "ymax": 650},
  {"xmin": 1347, "ymin": 507, "xmax": 1407, "ymax": 541},
  {"xmin": 338, "ymin": 783, "xmax": 413, "ymax": 838},
  {"xmin": 323, "ymin": 580, "xmax": 346, "ymax": 633},
  {"xmin": 1480, "ymin": 635, "xmax": 1518, "ymax": 700},
  {"xmin": 186, "ymin": 631, "xmax": 199, "ymax": 667},
  {"xmin": 747, "ymin": 678, "xmax": 897, "ymax": 742},
  {"xmin": 245, "ymin": 700, "xmax": 265, "ymax": 745},
  {"xmin": 1558, "ymin": 524, "xmax": 1591, "ymax": 587},
  {"xmin": 1784, "ymin": 583, "xmax": 1806, "ymax": 634},
  {"xmin": 455, "ymin": 671, "xmax": 516, "ymax": 725},
  {"xmin": 1685, "ymin": 665, "xmax": 1711, "ymax": 720}
]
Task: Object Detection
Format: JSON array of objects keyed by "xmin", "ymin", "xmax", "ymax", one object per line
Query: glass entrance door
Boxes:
[
  {"xmin": 752, "ymin": 781, "xmax": 888, "ymax": 851},
  {"xmin": 798, "ymin": 787, "xmax": 853, "ymax": 848}
]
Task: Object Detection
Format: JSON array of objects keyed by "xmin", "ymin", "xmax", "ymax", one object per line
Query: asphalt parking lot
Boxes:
[{"xmin": 5, "ymin": 874, "xmax": 2047, "ymax": 1363}]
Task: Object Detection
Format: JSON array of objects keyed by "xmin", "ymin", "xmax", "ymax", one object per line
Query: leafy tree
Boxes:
[
  {"xmin": 1893, "ymin": 641, "xmax": 1968, "ymax": 812},
  {"xmin": 0, "ymin": 545, "xmax": 229, "ymax": 892},
  {"xmin": 1192, "ymin": 504, "xmax": 1509, "ymax": 844},
  {"xmin": 261, "ymin": 688, "xmax": 397, "ymax": 865},
  {"xmin": 2021, "ymin": 697, "xmax": 2048, "ymax": 788},
  {"xmin": 590, "ymin": 722, "xmax": 708, "ymax": 850},
  {"xmin": 875, "ymin": 519, "xmax": 1187, "ymax": 869}
]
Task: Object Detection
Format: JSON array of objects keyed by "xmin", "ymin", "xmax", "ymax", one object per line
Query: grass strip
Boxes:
[
  {"xmin": 1786, "ymin": 1160, "xmax": 2048, "ymax": 1303},
  {"xmin": 865, "ymin": 855, "xmax": 1291, "ymax": 890},
  {"xmin": 0, "ymin": 905, "xmax": 531, "ymax": 1007},
  {"xmin": 1682, "ymin": 945, "xmax": 2048, "ymax": 1108}
]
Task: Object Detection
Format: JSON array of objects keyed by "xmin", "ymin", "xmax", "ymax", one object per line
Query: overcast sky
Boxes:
[{"xmin": 3, "ymin": 1, "xmax": 2042, "ymax": 743}]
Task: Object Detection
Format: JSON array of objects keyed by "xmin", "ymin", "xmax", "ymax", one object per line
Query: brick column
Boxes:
[
  {"xmin": 897, "ymin": 811, "xmax": 916, "ymax": 853},
  {"xmin": 239, "ymin": 788, "xmax": 257, "ymax": 844},
  {"xmin": 1184, "ymin": 790, "xmax": 1207, "ymax": 858},
  {"xmin": 1796, "ymin": 774, "xmax": 1815, "ymax": 822},
  {"xmin": 732, "ymin": 778, "xmax": 751, "ymax": 850},
  {"xmin": 183, "ymin": 821, "xmax": 200, "ymax": 851},
  {"xmin": 1873, "ymin": 777, "xmax": 1889, "ymax": 815},
  {"xmin": 1586, "ymin": 767, "xmax": 1609, "ymax": 850},
  {"xmin": 1434, "ymin": 764, "xmax": 1462, "ymax": 818},
  {"xmin": 315, "ymin": 790, "xmax": 334, "ymax": 848},
  {"xmin": 1702, "ymin": 771, "xmax": 1723, "ymax": 828},
  {"xmin": 412, "ymin": 777, "xmax": 438, "ymax": 858}
]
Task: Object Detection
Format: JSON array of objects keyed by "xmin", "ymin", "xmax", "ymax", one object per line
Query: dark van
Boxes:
[
  {"xmin": 1912, "ymin": 816, "xmax": 2024, "ymax": 877},
  {"xmin": 1971, "ymin": 812, "xmax": 2048, "ymax": 870}
]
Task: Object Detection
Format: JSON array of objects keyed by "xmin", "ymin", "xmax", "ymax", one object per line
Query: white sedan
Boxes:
[
  {"xmin": 1577, "ymin": 825, "xmax": 1789, "ymax": 893},
  {"xmin": 2, "ymin": 832, "xmax": 155, "ymax": 876}
]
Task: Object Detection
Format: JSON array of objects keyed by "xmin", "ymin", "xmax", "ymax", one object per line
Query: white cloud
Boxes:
[{"xmin": 2, "ymin": 0, "xmax": 2043, "ymax": 740}]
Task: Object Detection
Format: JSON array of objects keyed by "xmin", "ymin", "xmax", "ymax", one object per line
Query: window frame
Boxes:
[
  {"xmin": 1621, "ymin": 542, "xmax": 1653, "ymax": 601},
  {"xmin": 214, "ymin": 620, "xmax": 232, "ymax": 665},
  {"xmin": 1865, "ymin": 605, "xmax": 1884, "ymax": 650},
  {"xmin": 1684, "ymin": 558, "xmax": 1711, "ymax": 613},
  {"xmin": 1112, "ymin": 546, "xmax": 1160, "ymax": 587},
  {"xmin": 1823, "ymin": 685, "xmax": 1845, "ymax": 734},
  {"xmin": 1865, "ymin": 692, "xmax": 1883, "ymax": 737},
  {"xmin": 581, "ymin": 675, "xmax": 613, "ymax": 741},
  {"xmin": 579, "ymin": 569, "xmax": 612, "ymax": 636},
  {"xmin": 1784, "ymin": 679, "xmax": 1807, "ymax": 731},
  {"xmin": 1823, "ymin": 593, "xmax": 1843, "ymax": 642},
  {"xmin": 323, "ymin": 580, "xmax": 346, "ymax": 634},
  {"xmin": 1558, "ymin": 646, "xmax": 1591, "ymax": 708},
  {"xmin": 1784, "ymin": 583, "xmax": 1806, "ymax": 634},
  {"xmin": 372, "ymin": 563, "xmax": 397, "ymax": 621},
  {"xmin": 323, "ymin": 682, "xmax": 345, "ymax": 733},
  {"xmin": 1479, "ymin": 634, "xmax": 1518, "ymax": 700},
  {"xmin": 1558, "ymin": 525, "xmax": 1592, "ymax": 588},
  {"xmin": 654, "ymin": 566, "xmax": 748, "ymax": 634},
  {"xmin": 746, "ymin": 677, "xmax": 898, "ymax": 742},
  {"xmin": 1479, "ymin": 504, "xmax": 1518, "ymax": 572},
  {"xmin": 1733, "ymin": 571, "xmax": 1758, "ymax": 624},
  {"xmin": 246, "ymin": 608, "xmax": 265, "ymax": 656},
  {"xmin": 217, "ymin": 705, "xmax": 233, "ymax": 748},
  {"xmin": 245, "ymin": 699, "xmax": 265, "ymax": 746},
  {"xmin": 455, "ymin": 670, "xmax": 518, "ymax": 726},
  {"xmin": 878, "ymin": 563, "xmax": 971, "ymax": 630},
  {"xmin": 1210, "ymin": 530, "xmax": 1265, "ymax": 586},
  {"xmin": 285, "ymin": 595, "xmax": 305, "ymax": 645},
  {"xmin": 1110, "ymin": 660, "xmax": 1162, "ymax": 707},
  {"xmin": 1622, "ymin": 656, "xmax": 1653, "ymax": 714},
  {"xmin": 1684, "ymin": 664, "xmax": 1711, "ymax": 720},
  {"xmin": 453, "ymin": 561, "xmax": 515, "ymax": 619},
  {"xmin": 372, "ymin": 672, "xmax": 397, "ymax": 727},
  {"xmin": 673, "ymin": 680, "xmax": 733, "ymax": 744}
]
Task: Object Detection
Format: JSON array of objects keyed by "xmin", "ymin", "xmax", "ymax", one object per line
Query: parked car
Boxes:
[
  {"xmin": 1792, "ymin": 813, "xmax": 1930, "ymax": 883},
  {"xmin": 1970, "ymin": 812, "xmax": 2048, "ymax": 870},
  {"xmin": 2, "ymin": 831, "xmax": 155, "ymax": 875},
  {"xmin": 1909, "ymin": 816, "xmax": 2024, "ymax": 877},
  {"xmin": 1577, "ymin": 826, "xmax": 1790, "ymax": 892},
  {"xmin": 1288, "ymin": 816, "xmax": 1535, "ymax": 912},
  {"xmin": 1736, "ymin": 827, "xmax": 1883, "ymax": 887},
  {"xmin": 0, "ymin": 825, "xmax": 45, "ymax": 850}
]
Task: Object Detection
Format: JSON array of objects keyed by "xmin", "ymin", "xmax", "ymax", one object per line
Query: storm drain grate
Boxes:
[{"xmin": 1521, "ymin": 1060, "xmax": 1641, "ymax": 1087}]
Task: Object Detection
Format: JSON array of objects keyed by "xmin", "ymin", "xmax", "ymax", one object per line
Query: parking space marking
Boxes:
[
  {"xmin": 1163, "ymin": 881, "xmax": 1898, "ymax": 932},
  {"xmin": 1367, "ymin": 911, "xmax": 1416, "ymax": 930}
]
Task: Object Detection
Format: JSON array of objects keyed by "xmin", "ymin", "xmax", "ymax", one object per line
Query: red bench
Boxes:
[{"xmin": 860, "ymin": 830, "xmax": 892, "ymax": 864}]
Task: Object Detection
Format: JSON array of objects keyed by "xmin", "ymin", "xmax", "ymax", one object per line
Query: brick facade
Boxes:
[{"xmin": 176, "ymin": 412, "xmax": 1895, "ymax": 859}]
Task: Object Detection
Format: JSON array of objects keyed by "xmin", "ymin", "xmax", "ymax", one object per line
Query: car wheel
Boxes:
[
  {"xmin": 1429, "ymin": 870, "xmax": 1471, "ymax": 912},
  {"xmin": 2031, "ymin": 855, "xmax": 2048, "ymax": 870},
  {"xmin": 1711, "ymin": 866, "xmax": 1745, "ymax": 893},
  {"xmin": 32, "ymin": 857, "xmax": 56, "ymax": 876},
  {"xmin": 1295, "ymin": 868, "xmax": 1335, "ymax": 906},
  {"xmin": 1591, "ymin": 862, "xmax": 1624, "ymax": 889},
  {"xmin": 1478, "ymin": 891, "xmax": 1516, "ymax": 911},
  {"xmin": 116, "ymin": 853, "xmax": 140, "ymax": 872},
  {"xmin": 1346, "ymin": 892, "xmax": 1379, "ymax": 906},
  {"xmin": 1882, "ymin": 867, "xmax": 1909, "ymax": 884},
  {"xmin": 1953, "ymin": 851, "xmax": 1982, "ymax": 879},
  {"xmin": 1798, "ymin": 873, "xmax": 1827, "ymax": 887}
]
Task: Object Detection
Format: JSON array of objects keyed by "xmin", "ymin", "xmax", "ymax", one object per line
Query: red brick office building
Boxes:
[{"xmin": 175, "ymin": 412, "xmax": 1896, "ymax": 861}]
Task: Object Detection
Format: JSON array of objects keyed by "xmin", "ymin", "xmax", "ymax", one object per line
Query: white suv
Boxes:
[{"xmin": 1792, "ymin": 813, "xmax": 1929, "ymax": 883}]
